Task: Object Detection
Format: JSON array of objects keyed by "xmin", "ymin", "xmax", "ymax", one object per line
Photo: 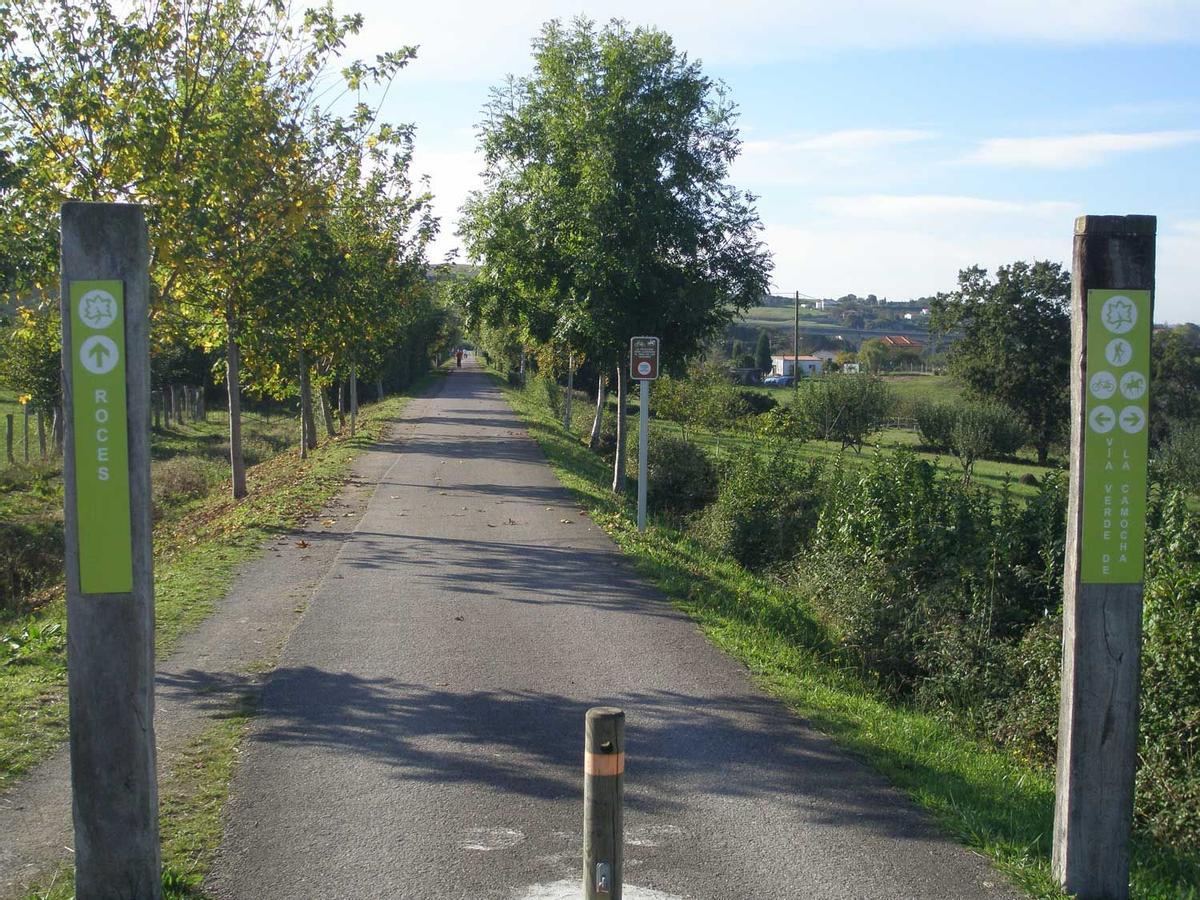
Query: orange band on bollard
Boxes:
[{"xmin": 584, "ymin": 751, "xmax": 625, "ymax": 777}]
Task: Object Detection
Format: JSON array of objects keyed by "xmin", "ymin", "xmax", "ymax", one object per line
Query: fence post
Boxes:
[
  {"xmin": 1053, "ymin": 214, "xmax": 1155, "ymax": 899},
  {"xmin": 5, "ymin": 414, "xmax": 12, "ymax": 463},
  {"xmin": 23, "ymin": 402, "xmax": 30, "ymax": 462},
  {"xmin": 584, "ymin": 707, "xmax": 624, "ymax": 900},
  {"xmin": 60, "ymin": 201, "xmax": 161, "ymax": 900}
]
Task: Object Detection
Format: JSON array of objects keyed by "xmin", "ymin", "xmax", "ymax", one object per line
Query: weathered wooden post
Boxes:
[
  {"xmin": 584, "ymin": 707, "xmax": 624, "ymax": 900},
  {"xmin": 5, "ymin": 413, "xmax": 13, "ymax": 463},
  {"xmin": 564, "ymin": 352, "xmax": 574, "ymax": 432},
  {"xmin": 60, "ymin": 201, "xmax": 162, "ymax": 900},
  {"xmin": 23, "ymin": 400, "xmax": 30, "ymax": 462},
  {"xmin": 1053, "ymin": 214, "xmax": 1155, "ymax": 900}
]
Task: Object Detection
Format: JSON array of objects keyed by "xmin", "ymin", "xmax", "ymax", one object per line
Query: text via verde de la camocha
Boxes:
[
  {"xmin": 69, "ymin": 280, "xmax": 133, "ymax": 594},
  {"xmin": 1081, "ymin": 289, "xmax": 1151, "ymax": 584}
]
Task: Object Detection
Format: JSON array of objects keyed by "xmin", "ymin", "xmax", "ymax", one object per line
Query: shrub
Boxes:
[
  {"xmin": 151, "ymin": 456, "xmax": 219, "ymax": 518},
  {"xmin": 795, "ymin": 375, "xmax": 893, "ymax": 452},
  {"xmin": 1138, "ymin": 491, "xmax": 1200, "ymax": 851},
  {"xmin": 913, "ymin": 400, "xmax": 956, "ymax": 452},
  {"xmin": 646, "ymin": 437, "xmax": 717, "ymax": 515},
  {"xmin": 949, "ymin": 402, "xmax": 1027, "ymax": 479},
  {"xmin": 694, "ymin": 450, "xmax": 823, "ymax": 570},
  {"xmin": 0, "ymin": 517, "xmax": 64, "ymax": 614},
  {"xmin": 738, "ymin": 390, "xmax": 778, "ymax": 416},
  {"xmin": 1153, "ymin": 422, "xmax": 1200, "ymax": 496}
]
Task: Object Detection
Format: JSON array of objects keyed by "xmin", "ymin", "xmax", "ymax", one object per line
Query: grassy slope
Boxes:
[
  {"xmin": 0, "ymin": 386, "xmax": 430, "ymax": 793},
  {"xmin": 509, "ymin": 377, "xmax": 1196, "ymax": 900}
]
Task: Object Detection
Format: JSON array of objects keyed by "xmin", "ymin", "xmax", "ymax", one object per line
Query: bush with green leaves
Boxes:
[
  {"xmin": 1137, "ymin": 491, "xmax": 1200, "ymax": 852},
  {"xmin": 949, "ymin": 401, "xmax": 1028, "ymax": 480},
  {"xmin": 739, "ymin": 389, "xmax": 778, "ymax": 416},
  {"xmin": 693, "ymin": 450, "xmax": 823, "ymax": 570},
  {"xmin": 645, "ymin": 436, "xmax": 717, "ymax": 516},
  {"xmin": 795, "ymin": 374, "xmax": 893, "ymax": 452},
  {"xmin": 913, "ymin": 400, "xmax": 956, "ymax": 452},
  {"xmin": 800, "ymin": 452, "xmax": 1066, "ymax": 694},
  {"xmin": 1153, "ymin": 422, "xmax": 1200, "ymax": 496}
]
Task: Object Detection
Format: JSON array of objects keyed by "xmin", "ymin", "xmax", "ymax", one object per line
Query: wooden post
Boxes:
[
  {"xmin": 23, "ymin": 402, "xmax": 30, "ymax": 462},
  {"xmin": 1053, "ymin": 214, "xmax": 1155, "ymax": 900},
  {"xmin": 584, "ymin": 707, "xmax": 624, "ymax": 900},
  {"xmin": 60, "ymin": 202, "xmax": 162, "ymax": 900},
  {"xmin": 5, "ymin": 413, "xmax": 12, "ymax": 463},
  {"xmin": 37, "ymin": 407, "xmax": 46, "ymax": 459},
  {"xmin": 349, "ymin": 359, "xmax": 358, "ymax": 436}
]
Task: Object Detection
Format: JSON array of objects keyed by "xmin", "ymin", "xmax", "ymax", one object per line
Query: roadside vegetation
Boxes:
[{"xmin": 503, "ymin": 371, "xmax": 1200, "ymax": 899}]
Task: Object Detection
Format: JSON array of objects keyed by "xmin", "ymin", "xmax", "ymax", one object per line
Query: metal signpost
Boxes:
[
  {"xmin": 1053, "ymin": 215, "xmax": 1155, "ymax": 900},
  {"xmin": 61, "ymin": 203, "xmax": 162, "ymax": 899},
  {"xmin": 630, "ymin": 337, "xmax": 660, "ymax": 533}
]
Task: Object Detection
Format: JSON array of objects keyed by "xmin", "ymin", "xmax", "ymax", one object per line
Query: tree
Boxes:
[
  {"xmin": 1150, "ymin": 323, "xmax": 1200, "ymax": 446},
  {"xmin": 796, "ymin": 374, "xmax": 893, "ymax": 453},
  {"xmin": 858, "ymin": 338, "xmax": 887, "ymax": 373},
  {"xmin": 754, "ymin": 329, "xmax": 772, "ymax": 374},
  {"xmin": 930, "ymin": 261, "xmax": 1070, "ymax": 464},
  {"xmin": 459, "ymin": 18, "xmax": 772, "ymax": 492}
]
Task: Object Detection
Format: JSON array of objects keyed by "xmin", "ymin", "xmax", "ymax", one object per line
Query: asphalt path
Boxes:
[{"xmin": 208, "ymin": 361, "xmax": 1016, "ymax": 900}]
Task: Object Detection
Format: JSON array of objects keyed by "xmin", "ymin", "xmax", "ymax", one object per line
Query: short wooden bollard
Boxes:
[
  {"xmin": 5, "ymin": 413, "xmax": 13, "ymax": 463},
  {"xmin": 584, "ymin": 707, "xmax": 624, "ymax": 899}
]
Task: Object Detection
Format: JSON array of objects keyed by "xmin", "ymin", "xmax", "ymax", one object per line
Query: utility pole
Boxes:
[{"xmin": 793, "ymin": 290, "xmax": 800, "ymax": 395}]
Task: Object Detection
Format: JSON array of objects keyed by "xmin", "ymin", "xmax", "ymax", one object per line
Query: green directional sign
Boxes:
[
  {"xmin": 1081, "ymin": 289, "xmax": 1152, "ymax": 584},
  {"xmin": 69, "ymin": 280, "xmax": 133, "ymax": 594}
]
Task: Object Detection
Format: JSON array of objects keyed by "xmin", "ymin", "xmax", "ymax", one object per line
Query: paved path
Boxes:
[{"xmin": 205, "ymin": 361, "xmax": 1016, "ymax": 900}]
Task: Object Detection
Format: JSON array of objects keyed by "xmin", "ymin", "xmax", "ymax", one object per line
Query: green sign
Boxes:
[
  {"xmin": 1081, "ymin": 289, "xmax": 1151, "ymax": 584},
  {"xmin": 69, "ymin": 280, "xmax": 133, "ymax": 594}
]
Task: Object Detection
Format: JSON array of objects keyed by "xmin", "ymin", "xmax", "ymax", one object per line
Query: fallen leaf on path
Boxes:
[
  {"xmin": 486, "ymin": 523, "xmax": 496, "ymax": 527},
  {"xmin": 453, "ymin": 615, "xmax": 464, "ymax": 622},
  {"xmin": 321, "ymin": 519, "xmax": 336, "ymax": 526},
  {"xmin": 560, "ymin": 519, "xmax": 574, "ymax": 524},
  {"xmin": 295, "ymin": 540, "xmax": 310, "ymax": 549}
]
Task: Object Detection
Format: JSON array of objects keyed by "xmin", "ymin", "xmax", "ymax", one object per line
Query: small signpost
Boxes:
[
  {"xmin": 630, "ymin": 337, "xmax": 660, "ymax": 532},
  {"xmin": 1053, "ymin": 215, "xmax": 1155, "ymax": 900},
  {"xmin": 60, "ymin": 203, "xmax": 161, "ymax": 899}
]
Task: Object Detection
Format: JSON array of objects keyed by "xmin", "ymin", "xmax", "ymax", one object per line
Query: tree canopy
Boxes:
[
  {"xmin": 458, "ymin": 17, "xmax": 771, "ymax": 489},
  {"xmin": 930, "ymin": 261, "xmax": 1071, "ymax": 464}
]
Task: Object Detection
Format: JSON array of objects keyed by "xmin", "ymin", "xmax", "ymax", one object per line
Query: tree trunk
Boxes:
[
  {"xmin": 318, "ymin": 385, "xmax": 336, "ymax": 436},
  {"xmin": 563, "ymin": 352, "xmax": 574, "ymax": 431},
  {"xmin": 52, "ymin": 404, "xmax": 63, "ymax": 455},
  {"xmin": 299, "ymin": 346, "xmax": 317, "ymax": 454},
  {"xmin": 349, "ymin": 359, "xmax": 358, "ymax": 437},
  {"xmin": 153, "ymin": 391, "xmax": 160, "ymax": 429},
  {"xmin": 337, "ymin": 379, "xmax": 346, "ymax": 429},
  {"xmin": 1037, "ymin": 443, "xmax": 1049, "ymax": 466},
  {"xmin": 589, "ymin": 373, "xmax": 606, "ymax": 449},
  {"xmin": 376, "ymin": 379, "xmax": 384, "ymax": 401},
  {"xmin": 225, "ymin": 305, "xmax": 247, "ymax": 498},
  {"xmin": 612, "ymin": 359, "xmax": 628, "ymax": 494}
]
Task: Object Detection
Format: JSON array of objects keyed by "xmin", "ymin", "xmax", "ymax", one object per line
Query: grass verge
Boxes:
[
  {"xmin": 503, "ymin": 375, "xmax": 1197, "ymax": 900},
  {"xmin": 1, "ymin": 376, "xmax": 438, "ymax": 794}
]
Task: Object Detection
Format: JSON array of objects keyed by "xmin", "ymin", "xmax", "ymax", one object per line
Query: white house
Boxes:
[{"xmin": 770, "ymin": 354, "xmax": 824, "ymax": 377}]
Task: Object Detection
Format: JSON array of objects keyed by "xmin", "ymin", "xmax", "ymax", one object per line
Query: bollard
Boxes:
[{"xmin": 584, "ymin": 707, "xmax": 624, "ymax": 899}]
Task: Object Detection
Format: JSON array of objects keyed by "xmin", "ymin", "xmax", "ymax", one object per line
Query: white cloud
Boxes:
[
  {"xmin": 331, "ymin": 0, "xmax": 1200, "ymax": 84},
  {"xmin": 817, "ymin": 194, "xmax": 1077, "ymax": 220},
  {"xmin": 967, "ymin": 130, "xmax": 1200, "ymax": 168}
]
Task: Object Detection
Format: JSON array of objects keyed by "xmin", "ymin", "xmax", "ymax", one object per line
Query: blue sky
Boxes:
[{"xmin": 332, "ymin": 1, "xmax": 1200, "ymax": 323}]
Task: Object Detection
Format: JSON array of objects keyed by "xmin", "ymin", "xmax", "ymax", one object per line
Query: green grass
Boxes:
[
  {"xmin": 0, "ymin": 379, "xmax": 437, "ymax": 794},
  {"xmin": 506, "ymin": 375, "xmax": 1198, "ymax": 900},
  {"xmin": 27, "ymin": 691, "xmax": 258, "ymax": 900}
]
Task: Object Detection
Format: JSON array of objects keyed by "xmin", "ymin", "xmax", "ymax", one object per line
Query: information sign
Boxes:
[
  {"xmin": 69, "ymin": 279, "xmax": 133, "ymax": 593},
  {"xmin": 630, "ymin": 336, "xmax": 659, "ymax": 380},
  {"xmin": 1081, "ymin": 289, "xmax": 1151, "ymax": 584}
]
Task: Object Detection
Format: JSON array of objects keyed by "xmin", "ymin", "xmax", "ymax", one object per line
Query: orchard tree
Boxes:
[
  {"xmin": 930, "ymin": 261, "xmax": 1070, "ymax": 464},
  {"xmin": 460, "ymin": 18, "xmax": 772, "ymax": 491}
]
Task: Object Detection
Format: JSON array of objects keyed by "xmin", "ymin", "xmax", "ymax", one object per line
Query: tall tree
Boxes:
[
  {"xmin": 459, "ymin": 18, "xmax": 772, "ymax": 491},
  {"xmin": 754, "ymin": 329, "xmax": 772, "ymax": 374},
  {"xmin": 930, "ymin": 261, "xmax": 1071, "ymax": 464}
]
